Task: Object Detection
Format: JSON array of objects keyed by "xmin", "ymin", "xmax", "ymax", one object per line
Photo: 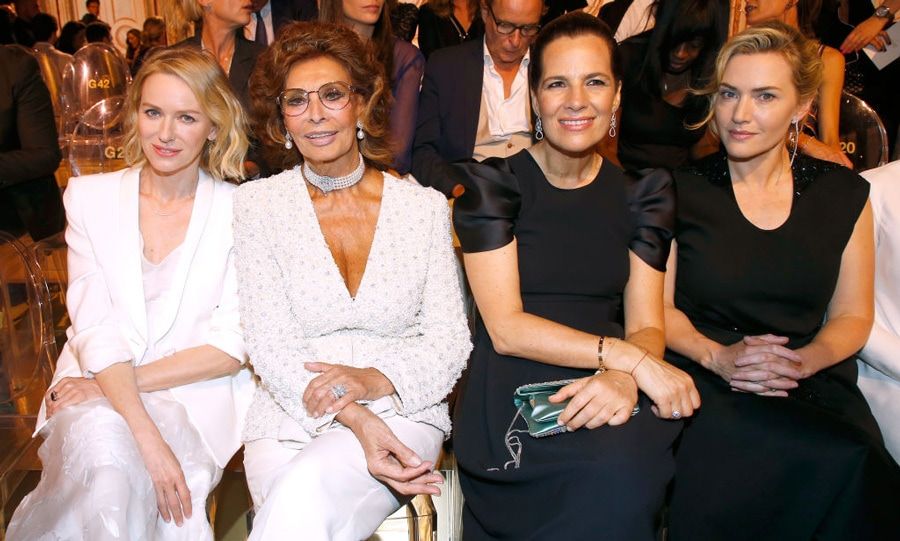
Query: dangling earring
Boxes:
[
  {"xmin": 356, "ymin": 120, "xmax": 365, "ymax": 140},
  {"xmin": 535, "ymin": 117, "xmax": 544, "ymax": 141},
  {"xmin": 284, "ymin": 132, "xmax": 293, "ymax": 150},
  {"xmin": 608, "ymin": 112, "xmax": 617, "ymax": 138},
  {"xmin": 789, "ymin": 118, "xmax": 799, "ymax": 167}
]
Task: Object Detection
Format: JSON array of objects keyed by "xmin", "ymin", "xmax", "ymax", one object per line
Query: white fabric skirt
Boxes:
[{"xmin": 7, "ymin": 392, "xmax": 221, "ymax": 541}]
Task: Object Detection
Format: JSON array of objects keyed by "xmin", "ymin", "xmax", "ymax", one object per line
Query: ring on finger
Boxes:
[
  {"xmin": 671, "ymin": 409, "xmax": 682, "ymax": 420},
  {"xmin": 50, "ymin": 390, "xmax": 58, "ymax": 401},
  {"xmin": 331, "ymin": 384, "xmax": 348, "ymax": 400}
]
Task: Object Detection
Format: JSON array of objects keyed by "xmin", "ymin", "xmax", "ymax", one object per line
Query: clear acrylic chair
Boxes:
[
  {"xmin": 0, "ymin": 231, "xmax": 58, "ymax": 533},
  {"xmin": 838, "ymin": 91, "xmax": 889, "ymax": 172}
]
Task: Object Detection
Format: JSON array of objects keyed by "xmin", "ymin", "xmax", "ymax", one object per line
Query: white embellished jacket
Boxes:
[{"xmin": 234, "ymin": 168, "xmax": 471, "ymax": 444}]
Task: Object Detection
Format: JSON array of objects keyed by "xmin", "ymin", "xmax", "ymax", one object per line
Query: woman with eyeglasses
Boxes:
[{"xmin": 235, "ymin": 22, "xmax": 471, "ymax": 539}]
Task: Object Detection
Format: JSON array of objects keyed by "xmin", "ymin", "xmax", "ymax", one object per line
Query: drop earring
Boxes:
[
  {"xmin": 789, "ymin": 118, "xmax": 799, "ymax": 166},
  {"xmin": 608, "ymin": 112, "xmax": 617, "ymax": 138},
  {"xmin": 284, "ymin": 132, "xmax": 293, "ymax": 150},
  {"xmin": 535, "ymin": 117, "xmax": 544, "ymax": 141},
  {"xmin": 356, "ymin": 120, "xmax": 365, "ymax": 140}
]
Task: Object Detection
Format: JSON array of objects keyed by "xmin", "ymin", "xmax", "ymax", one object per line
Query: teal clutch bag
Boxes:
[{"xmin": 513, "ymin": 378, "xmax": 642, "ymax": 438}]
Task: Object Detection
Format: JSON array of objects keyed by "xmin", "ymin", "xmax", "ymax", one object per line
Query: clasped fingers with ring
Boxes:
[{"xmin": 331, "ymin": 384, "xmax": 348, "ymax": 400}]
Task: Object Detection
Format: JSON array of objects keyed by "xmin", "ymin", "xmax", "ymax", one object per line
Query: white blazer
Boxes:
[
  {"xmin": 35, "ymin": 167, "xmax": 256, "ymax": 468},
  {"xmin": 859, "ymin": 160, "xmax": 900, "ymax": 464}
]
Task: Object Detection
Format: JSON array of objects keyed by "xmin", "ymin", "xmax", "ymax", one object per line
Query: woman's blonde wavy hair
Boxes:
[
  {"xmin": 689, "ymin": 20, "xmax": 823, "ymax": 133},
  {"xmin": 122, "ymin": 47, "xmax": 249, "ymax": 181}
]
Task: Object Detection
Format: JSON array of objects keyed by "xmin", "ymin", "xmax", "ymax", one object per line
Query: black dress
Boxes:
[
  {"xmin": 452, "ymin": 150, "xmax": 681, "ymax": 540},
  {"xmin": 667, "ymin": 153, "xmax": 900, "ymax": 541},
  {"xmin": 617, "ymin": 33, "xmax": 707, "ymax": 174}
]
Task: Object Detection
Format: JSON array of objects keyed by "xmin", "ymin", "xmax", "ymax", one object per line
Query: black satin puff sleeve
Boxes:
[
  {"xmin": 626, "ymin": 168, "xmax": 676, "ymax": 272},
  {"xmin": 452, "ymin": 159, "xmax": 522, "ymax": 254}
]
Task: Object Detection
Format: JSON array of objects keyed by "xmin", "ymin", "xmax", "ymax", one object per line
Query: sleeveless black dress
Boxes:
[
  {"xmin": 452, "ymin": 150, "xmax": 681, "ymax": 540},
  {"xmin": 667, "ymin": 153, "xmax": 900, "ymax": 541}
]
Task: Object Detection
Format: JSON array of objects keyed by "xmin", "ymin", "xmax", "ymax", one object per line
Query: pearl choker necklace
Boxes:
[{"xmin": 303, "ymin": 153, "xmax": 365, "ymax": 194}]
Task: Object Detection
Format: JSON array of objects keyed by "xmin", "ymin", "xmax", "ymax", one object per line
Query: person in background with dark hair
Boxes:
[
  {"xmin": 81, "ymin": 0, "xmax": 101, "ymax": 23},
  {"xmin": 11, "ymin": 0, "xmax": 38, "ymax": 46},
  {"xmin": 125, "ymin": 27, "xmax": 142, "ymax": 70},
  {"xmin": 0, "ymin": 43, "xmax": 64, "ymax": 242},
  {"xmin": 131, "ymin": 16, "xmax": 167, "ymax": 76},
  {"xmin": 319, "ymin": 0, "xmax": 424, "ymax": 175},
  {"xmin": 32, "ymin": 13, "xmax": 72, "ymax": 73},
  {"xmin": 452, "ymin": 12, "xmax": 699, "ymax": 540},
  {"xmin": 84, "ymin": 20, "xmax": 111, "ymax": 44},
  {"xmin": 56, "ymin": 20, "xmax": 86, "ymax": 54},
  {"xmin": 417, "ymin": 0, "xmax": 484, "ymax": 59},
  {"xmin": 612, "ymin": 0, "xmax": 726, "ymax": 173}
]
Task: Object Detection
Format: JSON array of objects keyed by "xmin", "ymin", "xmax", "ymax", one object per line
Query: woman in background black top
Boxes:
[
  {"xmin": 417, "ymin": 0, "xmax": 483, "ymax": 59},
  {"xmin": 452, "ymin": 13, "xmax": 699, "ymax": 540},
  {"xmin": 664, "ymin": 21, "xmax": 900, "ymax": 540},
  {"xmin": 616, "ymin": 0, "xmax": 726, "ymax": 173}
]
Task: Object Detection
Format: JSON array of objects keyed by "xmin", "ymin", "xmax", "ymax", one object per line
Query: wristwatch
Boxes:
[{"xmin": 874, "ymin": 4, "xmax": 894, "ymax": 19}]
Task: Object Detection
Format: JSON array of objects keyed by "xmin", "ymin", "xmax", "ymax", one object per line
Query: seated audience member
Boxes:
[
  {"xmin": 319, "ymin": 0, "xmax": 424, "ymax": 175},
  {"xmin": 417, "ymin": 0, "xmax": 484, "ymax": 59},
  {"xmin": 6, "ymin": 47, "xmax": 256, "ymax": 540},
  {"xmin": 0, "ymin": 44, "xmax": 64, "ymax": 241},
  {"xmin": 81, "ymin": 0, "xmax": 101, "ymax": 24},
  {"xmin": 172, "ymin": 0, "xmax": 265, "ymax": 176},
  {"xmin": 663, "ymin": 21, "xmax": 900, "ymax": 540},
  {"xmin": 245, "ymin": 0, "xmax": 320, "ymax": 46},
  {"xmin": 84, "ymin": 20, "xmax": 111, "ymax": 44},
  {"xmin": 56, "ymin": 20, "xmax": 86, "ymax": 54},
  {"xmin": 859, "ymin": 159, "xmax": 900, "ymax": 464},
  {"xmin": 615, "ymin": 0, "xmax": 725, "ymax": 172},
  {"xmin": 126, "ymin": 27, "xmax": 142, "ymax": 70},
  {"xmin": 745, "ymin": 0, "xmax": 852, "ymax": 167},
  {"xmin": 10, "ymin": 0, "xmax": 38, "ymax": 46},
  {"xmin": 131, "ymin": 16, "xmax": 167, "ymax": 75},
  {"xmin": 237, "ymin": 22, "xmax": 471, "ymax": 539},
  {"xmin": 451, "ymin": 13, "xmax": 699, "ymax": 540},
  {"xmin": 412, "ymin": 0, "xmax": 543, "ymax": 197}
]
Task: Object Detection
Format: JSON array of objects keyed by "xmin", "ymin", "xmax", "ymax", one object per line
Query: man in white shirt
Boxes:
[{"xmin": 412, "ymin": 0, "xmax": 544, "ymax": 197}]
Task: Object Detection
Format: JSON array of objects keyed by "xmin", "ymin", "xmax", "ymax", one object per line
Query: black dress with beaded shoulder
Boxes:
[
  {"xmin": 452, "ymin": 150, "xmax": 681, "ymax": 540},
  {"xmin": 666, "ymin": 152, "xmax": 900, "ymax": 541}
]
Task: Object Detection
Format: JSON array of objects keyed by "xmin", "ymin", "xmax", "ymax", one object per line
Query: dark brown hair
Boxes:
[
  {"xmin": 528, "ymin": 12, "xmax": 621, "ymax": 92},
  {"xmin": 248, "ymin": 21, "xmax": 393, "ymax": 171}
]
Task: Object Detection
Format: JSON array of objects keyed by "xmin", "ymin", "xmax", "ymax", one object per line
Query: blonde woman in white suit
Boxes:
[
  {"xmin": 7, "ymin": 48, "xmax": 256, "ymax": 540},
  {"xmin": 860, "ymin": 159, "xmax": 900, "ymax": 464}
]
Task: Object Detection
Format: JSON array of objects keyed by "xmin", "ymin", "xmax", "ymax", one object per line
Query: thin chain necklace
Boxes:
[{"xmin": 303, "ymin": 153, "xmax": 366, "ymax": 195}]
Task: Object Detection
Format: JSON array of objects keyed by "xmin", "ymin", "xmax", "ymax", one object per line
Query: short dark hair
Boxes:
[
  {"xmin": 31, "ymin": 12, "xmax": 58, "ymax": 42},
  {"xmin": 528, "ymin": 12, "xmax": 620, "ymax": 92},
  {"xmin": 84, "ymin": 21, "xmax": 110, "ymax": 43},
  {"xmin": 85, "ymin": 0, "xmax": 99, "ymax": 7}
]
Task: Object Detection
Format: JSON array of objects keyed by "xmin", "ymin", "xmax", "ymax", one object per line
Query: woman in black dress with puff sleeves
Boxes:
[
  {"xmin": 452, "ymin": 13, "xmax": 700, "ymax": 540},
  {"xmin": 664, "ymin": 21, "xmax": 900, "ymax": 540}
]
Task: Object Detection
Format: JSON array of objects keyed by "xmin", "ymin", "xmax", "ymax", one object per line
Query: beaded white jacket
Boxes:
[{"xmin": 234, "ymin": 168, "xmax": 472, "ymax": 444}]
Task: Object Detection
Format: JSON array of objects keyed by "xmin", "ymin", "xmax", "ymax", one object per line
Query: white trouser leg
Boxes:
[{"xmin": 244, "ymin": 416, "xmax": 442, "ymax": 541}]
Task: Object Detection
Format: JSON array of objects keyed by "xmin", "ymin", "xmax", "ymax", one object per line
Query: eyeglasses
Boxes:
[
  {"xmin": 486, "ymin": 3, "xmax": 541, "ymax": 37},
  {"xmin": 277, "ymin": 81, "xmax": 361, "ymax": 117}
]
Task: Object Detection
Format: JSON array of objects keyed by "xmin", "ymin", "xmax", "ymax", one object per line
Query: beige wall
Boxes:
[{"xmin": 41, "ymin": 0, "xmax": 163, "ymax": 52}]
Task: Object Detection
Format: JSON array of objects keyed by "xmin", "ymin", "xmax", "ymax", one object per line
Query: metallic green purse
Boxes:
[{"xmin": 513, "ymin": 379, "xmax": 642, "ymax": 438}]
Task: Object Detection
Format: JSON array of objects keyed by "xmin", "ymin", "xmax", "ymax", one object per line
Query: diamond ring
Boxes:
[
  {"xmin": 331, "ymin": 384, "xmax": 348, "ymax": 400},
  {"xmin": 671, "ymin": 410, "xmax": 682, "ymax": 419}
]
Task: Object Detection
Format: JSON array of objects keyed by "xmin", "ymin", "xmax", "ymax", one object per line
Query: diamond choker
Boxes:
[{"xmin": 303, "ymin": 153, "xmax": 365, "ymax": 194}]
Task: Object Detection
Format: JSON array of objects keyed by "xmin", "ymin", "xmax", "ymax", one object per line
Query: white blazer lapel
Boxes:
[
  {"xmin": 152, "ymin": 170, "xmax": 216, "ymax": 342},
  {"xmin": 119, "ymin": 167, "xmax": 148, "ymax": 342}
]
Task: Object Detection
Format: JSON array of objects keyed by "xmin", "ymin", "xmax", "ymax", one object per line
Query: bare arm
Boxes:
[
  {"xmin": 796, "ymin": 201, "xmax": 875, "ymax": 375},
  {"xmin": 134, "ymin": 346, "xmax": 240, "ymax": 392},
  {"xmin": 816, "ymin": 47, "xmax": 845, "ymax": 148}
]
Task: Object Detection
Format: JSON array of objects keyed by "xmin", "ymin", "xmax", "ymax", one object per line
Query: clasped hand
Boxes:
[
  {"xmin": 710, "ymin": 334, "xmax": 806, "ymax": 397},
  {"xmin": 303, "ymin": 362, "xmax": 395, "ymax": 417},
  {"xmin": 44, "ymin": 376, "xmax": 103, "ymax": 417}
]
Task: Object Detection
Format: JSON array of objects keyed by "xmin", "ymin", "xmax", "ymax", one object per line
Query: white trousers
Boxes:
[{"xmin": 244, "ymin": 415, "xmax": 443, "ymax": 541}]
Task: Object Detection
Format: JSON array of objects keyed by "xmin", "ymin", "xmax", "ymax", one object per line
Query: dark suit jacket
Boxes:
[
  {"xmin": 0, "ymin": 45, "xmax": 64, "ymax": 240},
  {"xmin": 271, "ymin": 0, "xmax": 319, "ymax": 34},
  {"xmin": 411, "ymin": 39, "xmax": 484, "ymax": 198},
  {"xmin": 175, "ymin": 32, "xmax": 265, "ymax": 114}
]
